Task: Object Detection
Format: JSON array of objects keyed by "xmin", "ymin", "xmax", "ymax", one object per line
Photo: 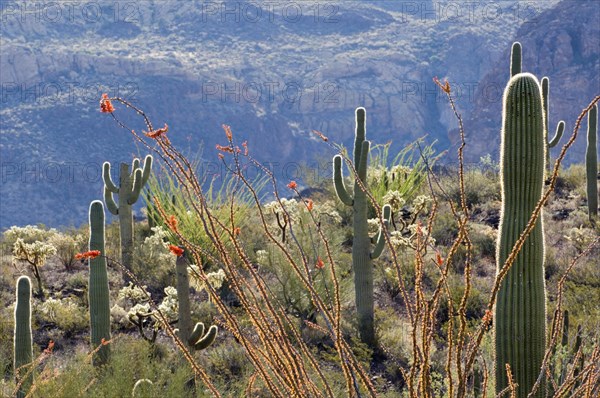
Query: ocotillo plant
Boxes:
[
  {"xmin": 510, "ymin": 42, "xmax": 565, "ymax": 169},
  {"xmin": 175, "ymin": 252, "xmax": 218, "ymax": 351},
  {"xmin": 88, "ymin": 200, "xmax": 111, "ymax": 366},
  {"xmin": 103, "ymin": 155, "xmax": 152, "ymax": 279},
  {"xmin": 333, "ymin": 107, "xmax": 392, "ymax": 347},
  {"xmin": 586, "ymin": 104, "xmax": 598, "ymax": 221},
  {"xmin": 14, "ymin": 276, "xmax": 33, "ymax": 398},
  {"xmin": 495, "ymin": 72, "xmax": 547, "ymax": 397}
]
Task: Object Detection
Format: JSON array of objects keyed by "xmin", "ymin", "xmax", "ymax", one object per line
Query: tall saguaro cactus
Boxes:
[
  {"xmin": 510, "ymin": 42, "xmax": 565, "ymax": 170},
  {"xmin": 14, "ymin": 276, "xmax": 33, "ymax": 398},
  {"xmin": 586, "ymin": 104, "xmax": 598, "ymax": 221},
  {"xmin": 88, "ymin": 201, "xmax": 111, "ymax": 366},
  {"xmin": 333, "ymin": 107, "xmax": 391, "ymax": 347},
  {"xmin": 103, "ymin": 155, "xmax": 152, "ymax": 279},
  {"xmin": 176, "ymin": 254, "xmax": 218, "ymax": 351},
  {"xmin": 495, "ymin": 72, "xmax": 547, "ymax": 397}
]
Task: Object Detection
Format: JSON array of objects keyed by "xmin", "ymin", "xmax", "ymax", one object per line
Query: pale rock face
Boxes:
[{"xmin": 2, "ymin": 0, "xmax": 595, "ymax": 228}]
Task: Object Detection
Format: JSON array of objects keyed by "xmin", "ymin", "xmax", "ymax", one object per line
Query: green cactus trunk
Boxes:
[
  {"xmin": 333, "ymin": 108, "xmax": 391, "ymax": 347},
  {"xmin": 586, "ymin": 105, "xmax": 598, "ymax": 221},
  {"xmin": 495, "ymin": 73, "xmax": 546, "ymax": 398},
  {"xmin": 103, "ymin": 156, "xmax": 152, "ymax": 280},
  {"xmin": 14, "ymin": 276, "xmax": 33, "ymax": 398},
  {"xmin": 176, "ymin": 255, "xmax": 193, "ymax": 348},
  {"xmin": 88, "ymin": 200, "xmax": 111, "ymax": 367}
]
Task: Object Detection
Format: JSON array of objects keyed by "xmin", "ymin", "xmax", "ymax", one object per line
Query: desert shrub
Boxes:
[
  {"xmin": 36, "ymin": 297, "xmax": 88, "ymax": 333},
  {"xmin": 132, "ymin": 226, "xmax": 175, "ymax": 289},
  {"xmin": 47, "ymin": 230, "xmax": 87, "ymax": 271},
  {"xmin": 30, "ymin": 335, "xmax": 198, "ymax": 398}
]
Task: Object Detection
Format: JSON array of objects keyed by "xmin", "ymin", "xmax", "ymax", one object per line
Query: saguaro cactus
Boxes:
[
  {"xmin": 495, "ymin": 72, "xmax": 547, "ymax": 397},
  {"xmin": 88, "ymin": 201, "xmax": 111, "ymax": 366},
  {"xmin": 333, "ymin": 107, "xmax": 392, "ymax": 347},
  {"xmin": 510, "ymin": 42, "xmax": 565, "ymax": 169},
  {"xmin": 103, "ymin": 155, "xmax": 152, "ymax": 278},
  {"xmin": 14, "ymin": 276, "xmax": 33, "ymax": 398},
  {"xmin": 176, "ymin": 254, "xmax": 218, "ymax": 351},
  {"xmin": 586, "ymin": 104, "xmax": 598, "ymax": 221}
]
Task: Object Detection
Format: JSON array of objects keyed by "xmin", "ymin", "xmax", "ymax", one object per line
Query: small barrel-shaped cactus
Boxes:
[
  {"xmin": 14, "ymin": 276, "xmax": 33, "ymax": 398},
  {"xmin": 88, "ymin": 201, "xmax": 111, "ymax": 366},
  {"xmin": 495, "ymin": 72, "xmax": 546, "ymax": 398},
  {"xmin": 586, "ymin": 104, "xmax": 598, "ymax": 221}
]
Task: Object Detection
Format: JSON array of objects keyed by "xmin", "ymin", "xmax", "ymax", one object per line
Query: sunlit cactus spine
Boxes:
[
  {"xmin": 103, "ymin": 155, "xmax": 152, "ymax": 279},
  {"xmin": 495, "ymin": 71, "xmax": 547, "ymax": 397},
  {"xmin": 586, "ymin": 104, "xmax": 598, "ymax": 221},
  {"xmin": 175, "ymin": 253, "xmax": 218, "ymax": 351},
  {"xmin": 14, "ymin": 276, "xmax": 33, "ymax": 398},
  {"xmin": 333, "ymin": 107, "xmax": 392, "ymax": 347},
  {"xmin": 88, "ymin": 200, "xmax": 111, "ymax": 366}
]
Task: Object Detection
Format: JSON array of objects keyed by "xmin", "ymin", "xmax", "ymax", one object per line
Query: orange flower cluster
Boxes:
[
  {"xmin": 316, "ymin": 257, "xmax": 325, "ymax": 269},
  {"xmin": 144, "ymin": 123, "xmax": 169, "ymax": 139},
  {"xmin": 287, "ymin": 181, "xmax": 297, "ymax": 190},
  {"xmin": 167, "ymin": 215, "xmax": 178, "ymax": 233},
  {"xmin": 100, "ymin": 93, "xmax": 115, "ymax": 113},
  {"xmin": 435, "ymin": 251, "xmax": 444, "ymax": 266},
  {"xmin": 242, "ymin": 141, "xmax": 248, "ymax": 156},
  {"xmin": 75, "ymin": 250, "xmax": 101, "ymax": 260},
  {"xmin": 223, "ymin": 124, "xmax": 233, "ymax": 141},
  {"xmin": 234, "ymin": 227, "xmax": 241, "ymax": 235},
  {"xmin": 482, "ymin": 309, "xmax": 493, "ymax": 324},
  {"xmin": 305, "ymin": 199, "xmax": 314, "ymax": 211},
  {"xmin": 216, "ymin": 144, "xmax": 234, "ymax": 153},
  {"xmin": 169, "ymin": 245, "xmax": 184, "ymax": 257},
  {"xmin": 100, "ymin": 338, "xmax": 111, "ymax": 346}
]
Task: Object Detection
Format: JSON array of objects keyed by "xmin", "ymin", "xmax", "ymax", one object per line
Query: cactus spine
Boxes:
[
  {"xmin": 333, "ymin": 107, "xmax": 391, "ymax": 347},
  {"xmin": 14, "ymin": 276, "xmax": 33, "ymax": 398},
  {"xmin": 586, "ymin": 104, "xmax": 598, "ymax": 221},
  {"xmin": 176, "ymin": 254, "xmax": 218, "ymax": 351},
  {"xmin": 88, "ymin": 200, "xmax": 111, "ymax": 366},
  {"xmin": 495, "ymin": 70, "xmax": 547, "ymax": 397},
  {"xmin": 103, "ymin": 155, "xmax": 152, "ymax": 279}
]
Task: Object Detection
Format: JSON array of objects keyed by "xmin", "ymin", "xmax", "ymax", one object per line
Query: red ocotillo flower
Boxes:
[
  {"xmin": 75, "ymin": 250, "xmax": 101, "ymax": 260},
  {"xmin": 144, "ymin": 123, "xmax": 169, "ymax": 139},
  {"xmin": 100, "ymin": 94, "xmax": 115, "ymax": 113},
  {"xmin": 287, "ymin": 181, "xmax": 297, "ymax": 190},
  {"xmin": 169, "ymin": 245, "xmax": 184, "ymax": 257}
]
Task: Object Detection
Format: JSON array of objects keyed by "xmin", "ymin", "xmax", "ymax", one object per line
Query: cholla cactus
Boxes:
[
  {"xmin": 12, "ymin": 238, "xmax": 56, "ymax": 299},
  {"xmin": 103, "ymin": 155, "xmax": 152, "ymax": 280}
]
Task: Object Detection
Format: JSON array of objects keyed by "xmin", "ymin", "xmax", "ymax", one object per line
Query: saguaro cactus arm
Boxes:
[
  {"xmin": 103, "ymin": 162, "xmax": 119, "ymax": 193},
  {"xmin": 371, "ymin": 204, "xmax": 391, "ymax": 259},
  {"xmin": 510, "ymin": 42, "xmax": 521, "ymax": 77},
  {"xmin": 541, "ymin": 77, "xmax": 565, "ymax": 148},
  {"xmin": 189, "ymin": 323, "xmax": 218, "ymax": 350},
  {"xmin": 333, "ymin": 155, "xmax": 354, "ymax": 206}
]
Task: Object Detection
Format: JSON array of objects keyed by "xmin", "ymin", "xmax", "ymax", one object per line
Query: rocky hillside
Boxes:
[{"xmin": 3, "ymin": 0, "xmax": 597, "ymax": 228}]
